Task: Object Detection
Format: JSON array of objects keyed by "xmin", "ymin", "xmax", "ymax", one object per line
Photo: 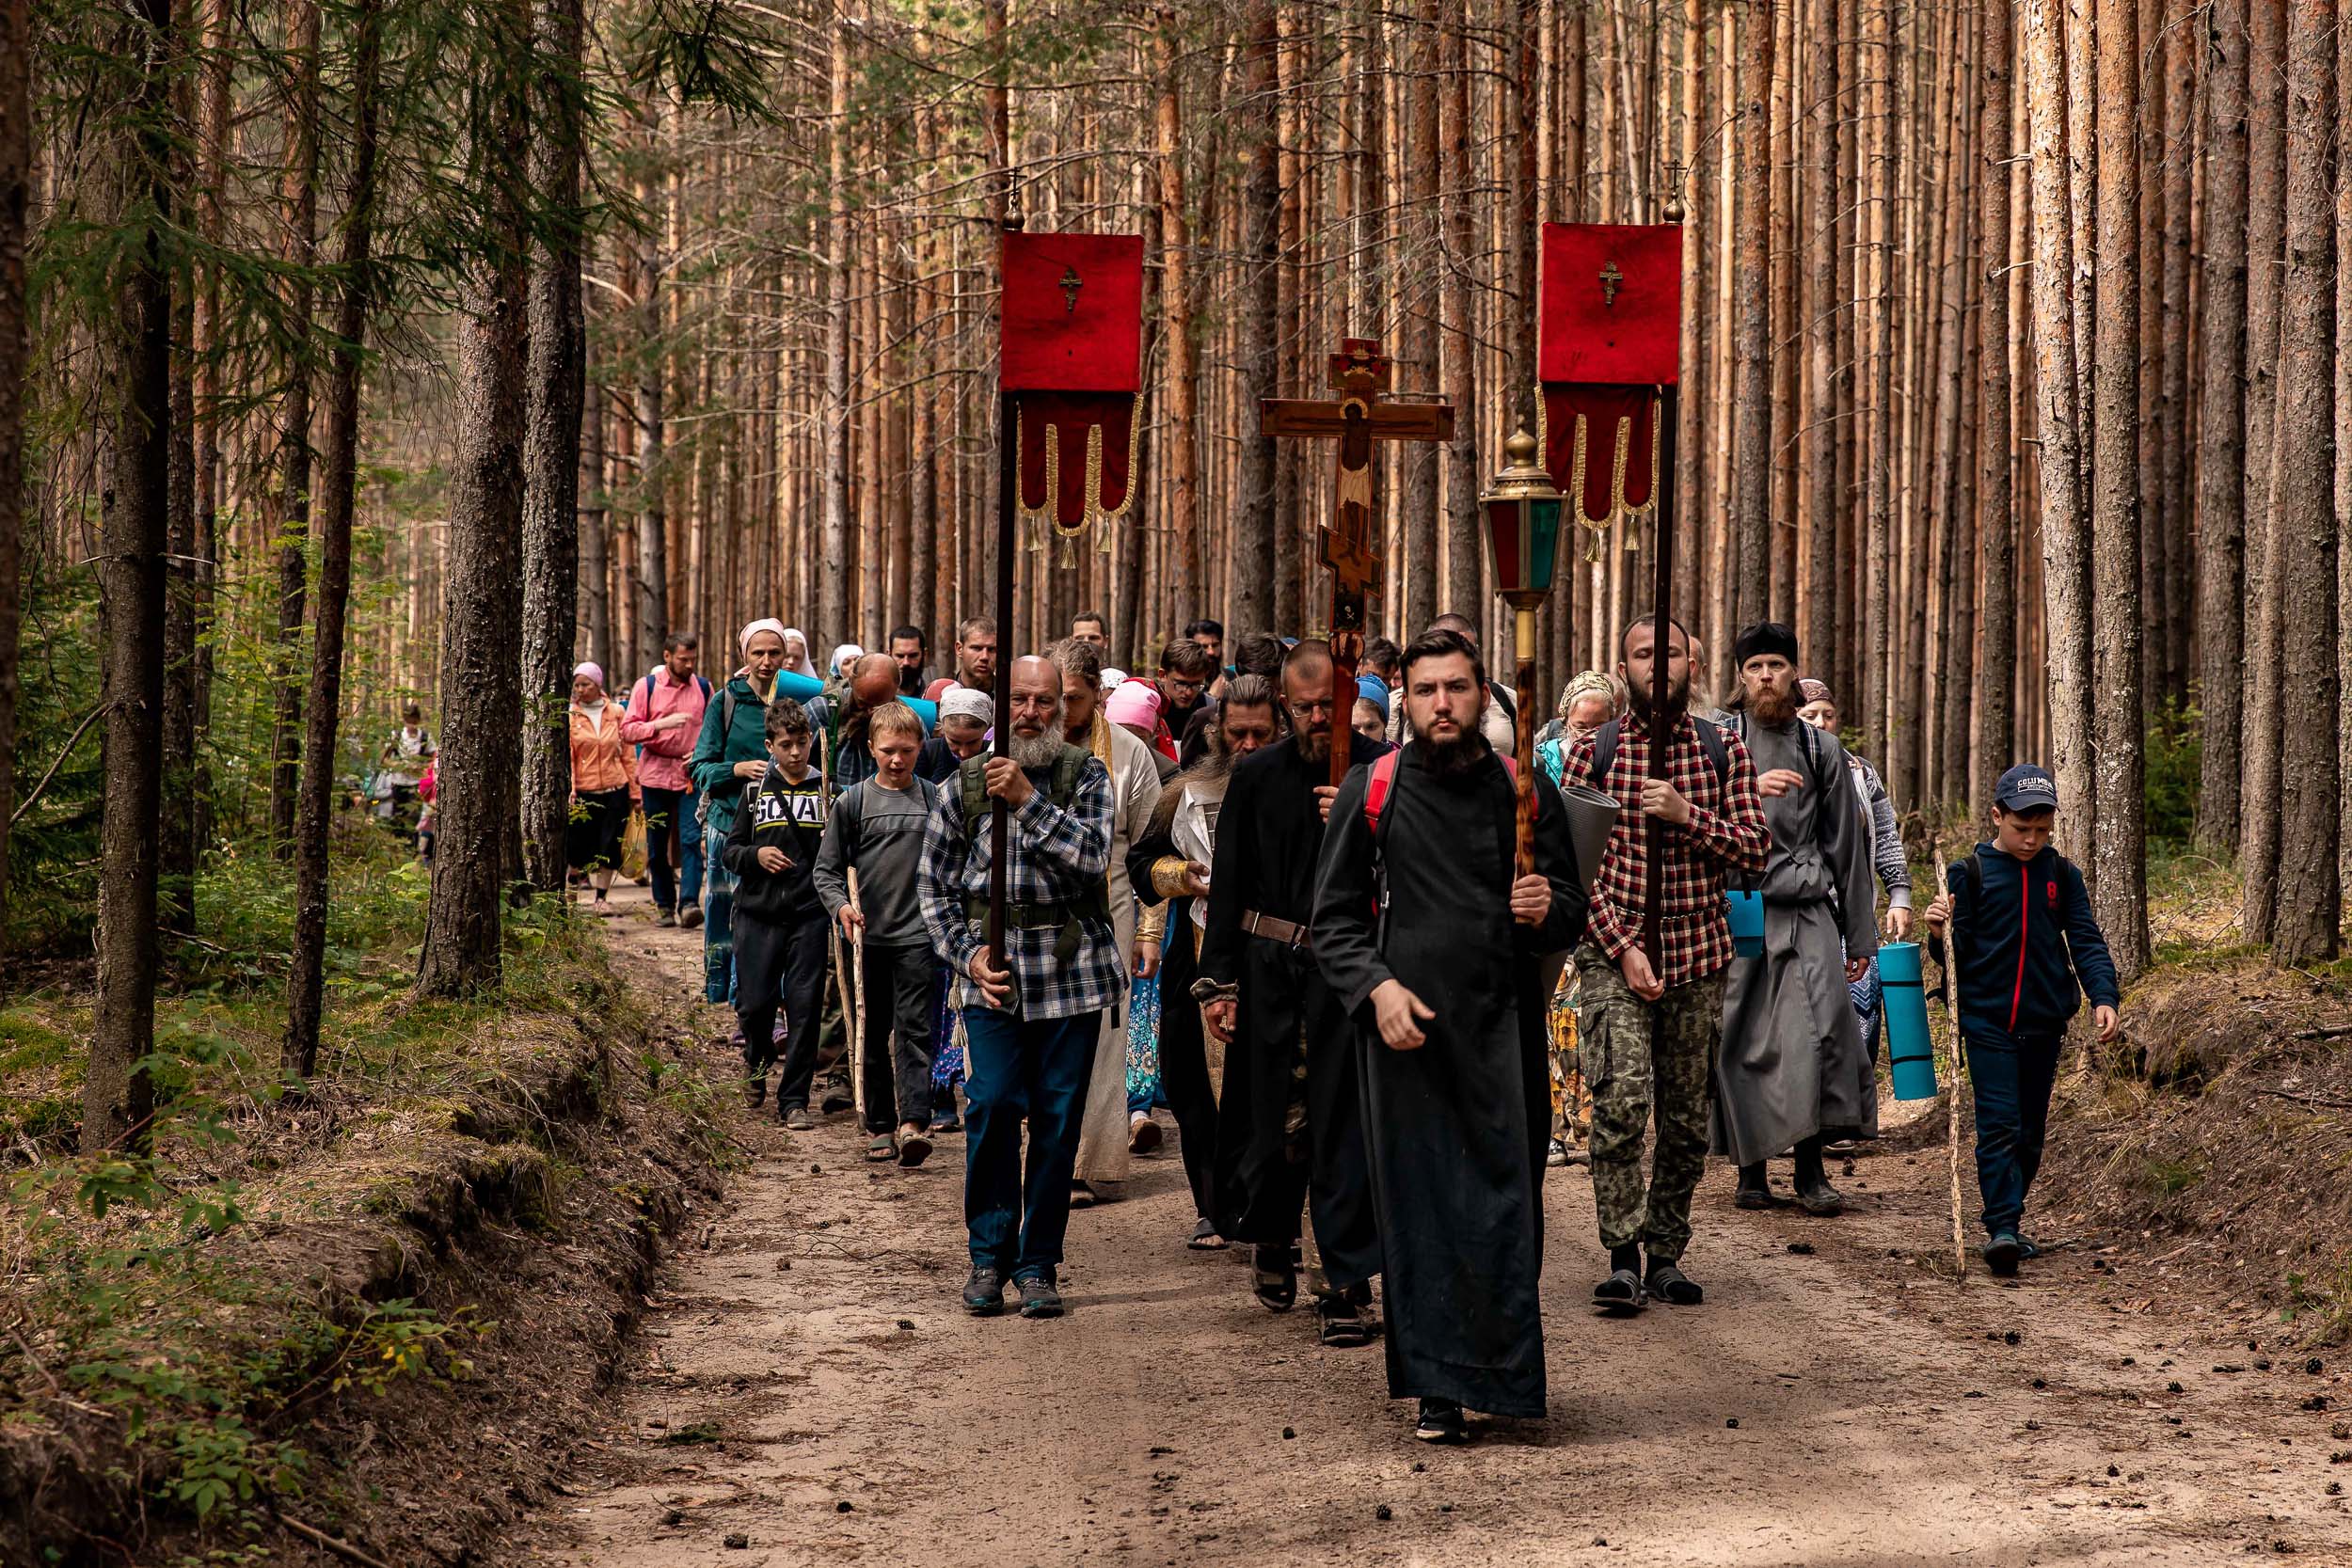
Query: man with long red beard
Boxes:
[
  {"xmin": 1311, "ymin": 628, "xmax": 1585, "ymax": 1445},
  {"xmin": 1711, "ymin": 622, "xmax": 1880, "ymax": 1217}
]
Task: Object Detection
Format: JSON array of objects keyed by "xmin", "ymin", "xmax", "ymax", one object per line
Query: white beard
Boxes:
[{"xmin": 1009, "ymin": 729, "xmax": 1061, "ymax": 768}]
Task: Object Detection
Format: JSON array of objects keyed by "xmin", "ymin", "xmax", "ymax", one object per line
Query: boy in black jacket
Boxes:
[
  {"xmin": 723, "ymin": 697, "xmax": 833, "ymax": 1127},
  {"xmin": 1924, "ymin": 764, "xmax": 2122, "ymax": 1276}
]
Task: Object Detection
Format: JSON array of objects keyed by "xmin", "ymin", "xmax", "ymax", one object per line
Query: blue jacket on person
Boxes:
[{"xmin": 1944, "ymin": 843, "xmax": 2122, "ymax": 1041}]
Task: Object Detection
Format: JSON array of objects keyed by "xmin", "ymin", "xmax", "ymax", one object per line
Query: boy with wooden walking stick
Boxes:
[
  {"xmin": 1923, "ymin": 765, "xmax": 2122, "ymax": 1276},
  {"xmin": 816, "ymin": 700, "xmax": 943, "ymax": 1166}
]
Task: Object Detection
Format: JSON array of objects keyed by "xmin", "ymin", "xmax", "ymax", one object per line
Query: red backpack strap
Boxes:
[{"xmin": 1362, "ymin": 750, "xmax": 1400, "ymax": 834}]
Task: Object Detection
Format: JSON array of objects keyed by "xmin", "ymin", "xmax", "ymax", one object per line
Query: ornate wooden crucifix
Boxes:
[{"xmin": 1260, "ymin": 338, "xmax": 1454, "ymax": 786}]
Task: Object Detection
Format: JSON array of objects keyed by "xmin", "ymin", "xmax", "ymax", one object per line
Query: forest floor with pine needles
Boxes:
[{"xmin": 512, "ymin": 881, "xmax": 2351, "ymax": 1568}]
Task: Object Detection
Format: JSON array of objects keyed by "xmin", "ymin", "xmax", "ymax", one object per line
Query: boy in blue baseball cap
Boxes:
[{"xmin": 1923, "ymin": 764, "xmax": 2122, "ymax": 1275}]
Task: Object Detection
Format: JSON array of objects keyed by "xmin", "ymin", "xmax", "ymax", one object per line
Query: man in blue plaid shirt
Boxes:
[{"xmin": 922, "ymin": 656, "xmax": 1121, "ymax": 1321}]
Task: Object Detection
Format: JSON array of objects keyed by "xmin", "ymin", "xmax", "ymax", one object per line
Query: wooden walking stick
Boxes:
[
  {"xmin": 1929, "ymin": 929, "xmax": 1966, "ymax": 1281},
  {"xmin": 846, "ymin": 868, "xmax": 867, "ymax": 1124}
]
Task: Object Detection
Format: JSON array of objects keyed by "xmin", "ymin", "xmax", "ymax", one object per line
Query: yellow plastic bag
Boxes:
[{"xmin": 620, "ymin": 808, "xmax": 648, "ymax": 881}]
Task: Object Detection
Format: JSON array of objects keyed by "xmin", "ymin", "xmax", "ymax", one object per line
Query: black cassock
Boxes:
[
  {"xmin": 1311, "ymin": 743, "xmax": 1583, "ymax": 1418},
  {"xmin": 1197, "ymin": 733, "xmax": 1385, "ymax": 1289}
]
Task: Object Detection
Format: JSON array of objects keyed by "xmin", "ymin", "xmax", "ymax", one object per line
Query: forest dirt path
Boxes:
[{"xmin": 523, "ymin": 881, "xmax": 2349, "ymax": 1567}]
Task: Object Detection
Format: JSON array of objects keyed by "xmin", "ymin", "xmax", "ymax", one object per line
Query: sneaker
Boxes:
[
  {"xmin": 656, "ymin": 907, "xmax": 677, "ymax": 927},
  {"xmin": 1547, "ymin": 1138, "xmax": 1568, "ymax": 1167},
  {"xmin": 1413, "ymin": 1398, "xmax": 1469, "ymax": 1445},
  {"xmin": 962, "ymin": 1266, "xmax": 1005, "ymax": 1316},
  {"xmin": 1013, "ymin": 1271, "xmax": 1063, "ymax": 1319},
  {"xmin": 1982, "ymin": 1232, "xmax": 2024, "ymax": 1276},
  {"xmin": 818, "ymin": 1075, "xmax": 854, "ymax": 1116},
  {"xmin": 781, "ymin": 1105, "xmax": 814, "ymax": 1131},
  {"xmin": 678, "ymin": 905, "xmax": 703, "ymax": 930}
]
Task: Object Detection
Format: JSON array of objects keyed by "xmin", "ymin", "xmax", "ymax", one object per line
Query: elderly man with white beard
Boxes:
[{"xmin": 921, "ymin": 656, "xmax": 1120, "ymax": 1322}]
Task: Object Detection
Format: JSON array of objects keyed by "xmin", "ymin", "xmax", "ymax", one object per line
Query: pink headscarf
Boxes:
[{"xmin": 1104, "ymin": 680, "xmax": 1163, "ymax": 729}]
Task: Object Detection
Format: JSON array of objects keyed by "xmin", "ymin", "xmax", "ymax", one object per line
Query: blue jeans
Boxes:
[
  {"xmin": 1964, "ymin": 1025, "xmax": 2061, "ymax": 1238},
  {"xmin": 701, "ymin": 823, "xmax": 738, "ymax": 1004},
  {"xmin": 962, "ymin": 1007, "xmax": 1101, "ymax": 1281}
]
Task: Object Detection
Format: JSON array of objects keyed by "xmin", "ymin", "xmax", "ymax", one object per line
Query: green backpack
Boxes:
[{"xmin": 955, "ymin": 744, "xmax": 1111, "ymax": 947}]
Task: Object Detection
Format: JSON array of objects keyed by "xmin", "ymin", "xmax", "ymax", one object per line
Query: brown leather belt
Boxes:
[{"xmin": 1241, "ymin": 910, "xmax": 1311, "ymax": 951}]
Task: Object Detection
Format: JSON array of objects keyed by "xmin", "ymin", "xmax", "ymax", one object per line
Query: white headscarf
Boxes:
[
  {"xmin": 739, "ymin": 617, "xmax": 787, "ymax": 655},
  {"xmin": 830, "ymin": 642, "xmax": 864, "ymax": 678},
  {"xmin": 938, "ymin": 686, "xmax": 994, "ymax": 728},
  {"xmin": 779, "ymin": 626, "xmax": 817, "ymax": 677}
]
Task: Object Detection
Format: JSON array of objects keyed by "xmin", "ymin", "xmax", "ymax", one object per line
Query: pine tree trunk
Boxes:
[
  {"xmin": 266, "ymin": 0, "xmax": 322, "ymax": 855},
  {"xmin": 1802, "ymin": 0, "xmax": 1839, "ymax": 668},
  {"xmin": 2023, "ymin": 0, "xmax": 2095, "ymax": 863},
  {"xmin": 1971, "ymin": 0, "xmax": 2014, "ymax": 818},
  {"xmin": 1730, "ymin": 0, "xmax": 1773, "ymax": 630},
  {"xmin": 2193, "ymin": 0, "xmax": 2249, "ymax": 853},
  {"xmin": 1400, "ymin": 0, "xmax": 1440, "ymax": 635},
  {"xmin": 87, "ymin": 0, "xmax": 174, "ymax": 1150},
  {"xmin": 1438, "ymin": 0, "xmax": 1479, "ymax": 623},
  {"xmin": 579, "ymin": 354, "xmax": 611, "ymax": 679},
  {"xmin": 0, "ymin": 0, "xmax": 23, "ymax": 937},
  {"xmin": 2090, "ymin": 0, "xmax": 2149, "ymax": 977},
  {"xmin": 2239, "ymin": 0, "xmax": 2285, "ymax": 929},
  {"xmin": 284, "ymin": 0, "xmax": 380, "ymax": 1075},
  {"xmin": 518, "ymin": 0, "xmax": 584, "ymax": 895},
  {"xmin": 416, "ymin": 0, "xmax": 531, "ymax": 999},
  {"xmin": 1154, "ymin": 7, "xmax": 1200, "ymax": 610},
  {"xmin": 1232, "ymin": 0, "xmax": 1280, "ymax": 638},
  {"xmin": 819, "ymin": 19, "xmax": 852, "ymax": 651},
  {"xmin": 632, "ymin": 119, "xmax": 669, "ymax": 677},
  {"xmin": 2265, "ymin": 0, "xmax": 2336, "ymax": 964},
  {"xmin": 159, "ymin": 23, "xmax": 198, "ymax": 931},
  {"xmin": 1861, "ymin": 0, "xmax": 1894, "ymax": 763}
]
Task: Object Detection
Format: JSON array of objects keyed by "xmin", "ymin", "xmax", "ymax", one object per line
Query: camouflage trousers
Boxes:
[{"xmin": 1573, "ymin": 945, "xmax": 1725, "ymax": 1263}]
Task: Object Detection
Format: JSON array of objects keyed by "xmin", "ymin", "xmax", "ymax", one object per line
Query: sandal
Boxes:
[
  {"xmin": 1250, "ymin": 1244, "xmax": 1297, "ymax": 1312},
  {"xmin": 1068, "ymin": 1181, "xmax": 1098, "ymax": 1210},
  {"xmin": 1645, "ymin": 1259, "xmax": 1704, "ymax": 1306},
  {"xmin": 897, "ymin": 1128, "xmax": 933, "ymax": 1168},
  {"xmin": 1187, "ymin": 1217, "xmax": 1228, "ymax": 1251},
  {"xmin": 1592, "ymin": 1267, "xmax": 1646, "ymax": 1315},
  {"xmin": 866, "ymin": 1132, "xmax": 898, "ymax": 1163},
  {"xmin": 1316, "ymin": 1292, "xmax": 1373, "ymax": 1348}
]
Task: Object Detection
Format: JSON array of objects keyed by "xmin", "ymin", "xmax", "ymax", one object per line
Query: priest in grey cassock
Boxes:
[
  {"xmin": 1311, "ymin": 627, "xmax": 1584, "ymax": 1446},
  {"xmin": 1711, "ymin": 622, "xmax": 1880, "ymax": 1218}
]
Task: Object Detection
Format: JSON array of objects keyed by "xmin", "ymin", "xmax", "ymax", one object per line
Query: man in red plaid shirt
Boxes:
[{"xmin": 1560, "ymin": 615, "xmax": 1768, "ymax": 1313}]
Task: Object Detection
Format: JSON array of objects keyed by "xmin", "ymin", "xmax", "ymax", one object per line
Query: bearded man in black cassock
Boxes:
[
  {"xmin": 1196, "ymin": 641, "xmax": 1386, "ymax": 1346},
  {"xmin": 1311, "ymin": 627, "xmax": 1585, "ymax": 1444}
]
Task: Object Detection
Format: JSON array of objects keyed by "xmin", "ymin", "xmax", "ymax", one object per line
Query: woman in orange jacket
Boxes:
[{"xmin": 568, "ymin": 662, "xmax": 641, "ymax": 913}]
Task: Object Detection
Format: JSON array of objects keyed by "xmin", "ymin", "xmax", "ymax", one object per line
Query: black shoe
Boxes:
[
  {"xmin": 1014, "ymin": 1271, "xmax": 1063, "ymax": 1319},
  {"xmin": 1734, "ymin": 1163, "xmax": 1775, "ymax": 1210},
  {"xmin": 1982, "ymin": 1232, "xmax": 2024, "ymax": 1276},
  {"xmin": 818, "ymin": 1075, "xmax": 854, "ymax": 1116},
  {"xmin": 1413, "ymin": 1398, "xmax": 1469, "ymax": 1445},
  {"xmin": 1645, "ymin": 1257, "xmax": 1704, "ymax": 1306},
  {"xmin": 962, "ymin": 1266, "xmax": 1005, "ymax": 1316},
  {"xmin": 1793, "ymin": 1140, "xmax": 1846, "ymax": 1216}
]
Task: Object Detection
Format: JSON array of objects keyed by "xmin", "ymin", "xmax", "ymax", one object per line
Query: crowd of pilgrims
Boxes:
[{"xmin": 545, "ymin": 606, "xmax": 2122, "ymax": 1446}]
